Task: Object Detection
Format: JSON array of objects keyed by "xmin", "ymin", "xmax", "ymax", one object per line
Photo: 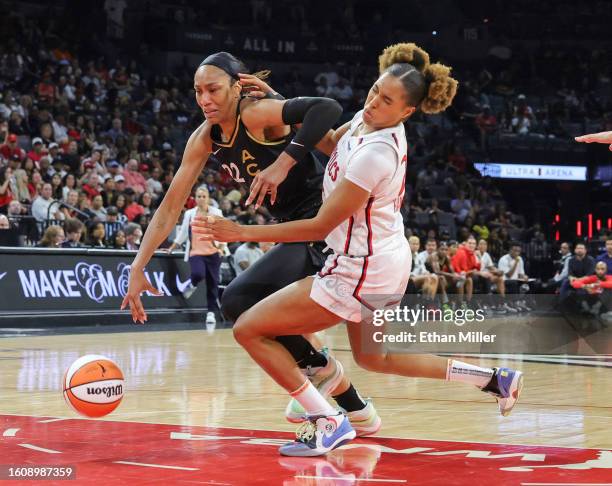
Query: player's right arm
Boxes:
[
  {"xmin": 575, "ymin": 131, "xmax": 612, "ymax": 151},
  {"xmin": 121, "ymin": 122, "xmax": 212, "ymax": 323},
  {"xmin": 315, "ymin": 121, "xmax": 352, "ymax": 156}
]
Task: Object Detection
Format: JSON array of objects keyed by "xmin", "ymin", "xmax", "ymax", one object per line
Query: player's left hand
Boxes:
[
  {"xmin": 246, "ymin": 153, "xmax": 294, "ymax": 208},
  {"xmin": 238, "ymin": 73, "xmax": 277, "ymax": 99},
  {"xmin": 192, "ymin": 215, "xmax": 244, "ymax": 242}
]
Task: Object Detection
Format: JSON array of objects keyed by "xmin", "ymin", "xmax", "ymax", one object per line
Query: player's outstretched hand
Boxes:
[
  {"xmin": 575, "ymin": 131, "xmax": 612, "ymax": 151},
  {"xmin": 238, "ymin": 73, "xmax": 277, "ymax": 99},
  {"xmin": 246, "ymin": 153, "xmax": 294, "ymax": 208},
  {"xmin": 192, "ymin": 215, "xmax": 244, "ymax": 242},
  {"xmin": 120, "ymin": 267, "xmax": 162, "ymax": 324}
]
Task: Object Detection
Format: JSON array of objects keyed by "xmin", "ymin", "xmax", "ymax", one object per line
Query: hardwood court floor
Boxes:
[{"xmin": 0, "ymin": 325, "xmax": 610, "ymax": 450}]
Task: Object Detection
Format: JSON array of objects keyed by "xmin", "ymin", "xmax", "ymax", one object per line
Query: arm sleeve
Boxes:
[
  {"xmin": 281, "ymin": 97, "xmax": 342, "ymax": 162},
  {"xmin": 518, "ymin": 258, "xmax": 525, "ymax": 275},
  {"xmin": 344, "ymin": 143, "xmax": 397, "ymax": 193}
]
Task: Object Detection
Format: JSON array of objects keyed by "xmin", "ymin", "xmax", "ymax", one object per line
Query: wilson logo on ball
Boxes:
[{"xmin": 87, "ymin": 384, "xmax": 123, "ymax": 398}]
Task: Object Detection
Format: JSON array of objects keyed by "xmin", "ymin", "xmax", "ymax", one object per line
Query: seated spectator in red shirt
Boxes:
[
  {"xmin": 27, "ymin": 138, "xmax": 46, "ymax": 163},
  {"xmin": 452, "ymin": 235, "xmax": 481, "ymax": 274},
  {"xmin": 37, "ymin": 73, "xmax": 56, "ymax": 104},
  {"xmin": 571, "ymin": 262, "xmax": 612, "ymax": 292},
  {"xmin": 82, "ymin": 171, "xmax": 101, "ymax": 200},
  {"xmin": 122, "ymin": 158, "xmax": 147, "ymax": 194},
  {"xmin": 0, "ymin": 166, "xmax": 14, "ymax": 211},
  {"xmin": 123, "ymin": 188, "xmax": 145, "ymax": 222},
  {"xmin": 0, "ymin": 134, "xmax": 26, "ymax": 161}
]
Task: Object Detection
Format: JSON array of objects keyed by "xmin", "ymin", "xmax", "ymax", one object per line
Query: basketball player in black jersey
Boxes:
[{"xmin": 121, "ymin": 52, "xmax": 380, "ymax": 435}]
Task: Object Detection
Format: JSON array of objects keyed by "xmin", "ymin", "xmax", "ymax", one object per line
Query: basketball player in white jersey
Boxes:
[{"xmin": 192, "ymin": 43, "xmax": 524, "ymax": 457}]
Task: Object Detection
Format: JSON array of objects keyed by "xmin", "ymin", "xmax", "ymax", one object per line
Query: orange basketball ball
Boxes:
[{"xmin": 63, "ymin": 354, "xmax": 124, "ymax": 418}]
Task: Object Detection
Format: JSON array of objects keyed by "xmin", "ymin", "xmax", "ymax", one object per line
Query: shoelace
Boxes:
[{"xmin": 295, "ymin": 420, "xmax": 317, "ymax": 443}]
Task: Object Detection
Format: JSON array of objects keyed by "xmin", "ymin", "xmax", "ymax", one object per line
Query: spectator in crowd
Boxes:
[
  {"xmin": 31, "ymin": 182, "xmax": 63, "ymax": 222},
  {"xmin": 90, "ymin": 194, "xmax": 108, "ymax": 221},
  {"xmin": 0, "ymin": 133, "xmax": 25, "ymax": 161},
  {"xmin": 112, "ymin": 229, "xmax": 127, "ymax": 249},
  {"xmin": 139, "ymin": 192, "xmax": 154, "ymax": 216},
  {"xmin": 114, "ymin": 174, "xmax": 127, "ymax": 194},
  {"xmin": 50, "ymin": 173, "xmax": 63, "ymax": 200},
  {"xmin": 38, "ymin": 224, "xmax": 64, "ymax": 248},
  {"xmin": 0, "ymin": 214, "xmax": 9, "ymax": 229},
  {"xmin": 408, "ymin": 235, "xmax": 438, "ymax": 302},
  {"xmin": 87, "ymin": 222, "xmax": 106, "ymax": 248},
  {"xmin": 100, "ymin": 175, "xmax": 117, "ymax": 207},
  {"xmin": 61, "ymin": 218, "xmax": 84, "ymax": 248},
  {"xmin": 596, "ymin": 238, "xmax": 612, "ymax": 275},
  {"xmin": 7, "ymin": 200, "xmax": 23, "ymax": 217},
  {"xmin": 232, "ymin": 242, "xmax": 264, "ymax": 276},
  {"xmin": 570, "ymin": 261, "xmax": 612, "ymax": 316},
  {"xmin": 427, "ymin": 241, "xmax": 456, "ymax": 311},
  {"xmin": 498, "ymin": 242, "xmax": 531, "ymax": 311},
  {"xmin": 415, "ymin": 163, "xmax": 438, "ymax": 192},
  {"xmin": 61, "ymin": 173, "xmax": 77, "ymax": 201},
  {"xmin": 560, "ymin": 242, "xmax": 596, "ymax": 301},
  {"xmin": 0, "ymin": 166, "xmax": 13, "ymax": 212},
  {"xmin": 472, "ymin": 213, "xmax": 490, "ymax": 241},
  {"xmin": 123, "ymin": 158, "xmax": 148, "ymax": 194},
  {"xmin": 81, "ymin": 171, "xmax": 101, "ymax": 200},
  {"xmin": 450, "ymin": 190, "xmax": 472, "ymax": 224},
  {"xmin": 146, "ymin": 166, "xmax": 164, "ymax": 199},
  {"xmin": 475, "ymin": 239, "xmax": 513, "ymax": 313},
  {"xmin": 124, "ymin": 222, "xmax": 142, "ymax": 250},
  {"xmin": 115, "ymin": 193, "xmax": 127, "ymax": 217},
  {"xmin": 27, "ymin": 137, "xmax": 45, "ymax": 163},
  {"xmin": 450, "ymin": 235, "xmax": 480, "ymax": 308},
  {"xmin": 475, "ymin": 105, "xmax": 498, "ymax": 152},
  {"xmin": 167, "ymin": 186, "xmax": 224, "ymax": 324},
  {"xmin": 547, "ymin": 241, "xmax": 572, "ymax": 290},
  {"xmin": 123, "ymin": 188, "xmax": 145, "ymax": 222}
]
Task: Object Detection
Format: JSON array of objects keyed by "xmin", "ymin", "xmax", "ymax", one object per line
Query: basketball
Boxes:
[{"xmin": 62, "ymin": 354, "xmax": 125, "ymax": 418}]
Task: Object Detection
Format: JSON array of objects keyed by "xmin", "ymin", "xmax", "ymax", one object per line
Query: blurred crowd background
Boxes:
[{"xmin": 0, "ymin": 0, "xmax": 610, "ymax": 313}]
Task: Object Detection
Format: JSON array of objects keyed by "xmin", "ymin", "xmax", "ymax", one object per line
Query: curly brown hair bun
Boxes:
[
  {"xmin": 378, "ymin": 43, "xmax": 430, "ymax": 74},
  {"xmin": 420, "ymin": 63, "xmax": 458, "ymax": 114}
]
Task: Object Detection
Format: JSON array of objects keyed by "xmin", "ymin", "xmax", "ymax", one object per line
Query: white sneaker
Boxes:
[
  {"xmin": 206, "ymin": 312, "xmax": 216, "ymax": 325},
  {"xmin": 503, "ymin": 303, "xmax": 518, "ymax": 313},
  {"xmin": 182, "ymin": 284, "xmax": 196, "ymax": 299}
]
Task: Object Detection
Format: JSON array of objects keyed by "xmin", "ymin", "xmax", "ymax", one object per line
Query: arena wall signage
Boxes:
[
  {"xmin": 474, "ymin": 163, "xmax": 587, "ymax": 181},
  {"xmin": 0, "ymin": 248, "xmax": 199, "ymax": 312}
]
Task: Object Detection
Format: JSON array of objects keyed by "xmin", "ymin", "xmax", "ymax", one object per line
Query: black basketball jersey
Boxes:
[{"xmin": 210, "ymin": 100, "xmax": 324, "ymax": 221}]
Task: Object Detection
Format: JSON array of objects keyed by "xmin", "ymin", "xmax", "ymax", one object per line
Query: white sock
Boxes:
[
  {"xmin": 290, "ymin": 380, "xmax": 336, "ymax": 416},
  {"xmin": 446, "ymin": 359, "xmax": 494, "ymax": 388}
]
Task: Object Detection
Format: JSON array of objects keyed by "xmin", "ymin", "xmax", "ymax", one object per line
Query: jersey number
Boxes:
[
  {"xmin": 327, "ymin": 149, "xmax": 339, "ymax": 182},
  {"xmin": 221, "ymin": 163, "xmax": 246, "ymax": 183}
]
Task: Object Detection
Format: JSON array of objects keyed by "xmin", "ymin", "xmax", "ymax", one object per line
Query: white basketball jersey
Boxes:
[{"xmin": 323, "ymin": 110, "xmax": 408, "ymax": 256}]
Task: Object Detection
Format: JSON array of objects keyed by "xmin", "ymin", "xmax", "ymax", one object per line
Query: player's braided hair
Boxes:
[{"xmin": 378, "ymin": 43, "xmax": 458, "ymax": 114}]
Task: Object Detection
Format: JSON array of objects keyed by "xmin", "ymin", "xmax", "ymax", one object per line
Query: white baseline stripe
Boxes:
[
  {"xmin": 114, "ymin": 461, "xmax": 198, "ymax": 471},
  {"xmin": 38, "ymin": 418, "xmax": 68, "ymax": 423},
  {"xmin": 296, "ymin": 476, "xmax": 406, "ymax": 483},
  {"xmin": 18, "ymin": 443, "xmax": 61, "ymax": 454},
  {"xmin": 3, "ymin": 428, "xmax": 19, "ymax": 437}
]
